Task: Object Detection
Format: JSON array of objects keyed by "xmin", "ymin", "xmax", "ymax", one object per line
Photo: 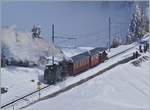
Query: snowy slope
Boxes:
[
  {"xmin": 1, "ymin": 41, "xmax": 137, "ymax": 108},
  {"xmin": 24, "ymin": 53, "xmax": 150, "ymax": 110},
  {"xmin": 1, "ymin": 66, "xmax": 46, "ymax": 105},
  {"xmin": 1, "ymin": 27, "xmax": 63, "ymax": 65},
  {"xmin": 1, "ymin": 33, "xmax": 149, "ymax": 110},
  {"xmin": 23, "ymin": 34, "xmax": 149, "ymax": 110}
]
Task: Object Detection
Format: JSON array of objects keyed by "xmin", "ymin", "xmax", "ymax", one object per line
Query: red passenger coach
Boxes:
[
  {"xmin": 66, "ymin": 47, "xmax": 108, "ymax": 76},
  {"xmin": 69, "ymin": 52, "xmax": 90, "ymax": 76},
  {"xmin": 89, "ymin": 47, "xmax": 107, "ymax": 66}
]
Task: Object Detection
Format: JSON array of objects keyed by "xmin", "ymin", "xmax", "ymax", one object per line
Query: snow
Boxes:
[
  {"xmin": 1, "ymin": 42, "xmax": 137, "ymax": 108},
  {"xmin": 1, "ymin": 67, "xmax": 46, "ymax": 105},
  {"xmin": 107, "ymin": 42, "xmax": 137, "ymax": 57},
  {"xmin": 140, "ymin": 33, "xmax": 149, "ymax": 43},
  {"xmin": 24, "ymin": 53, "xmax": 150, "ymax": 110},
  {"xmin": 1, "ymin": 33, "xmax": 149, "ymax": 110}
]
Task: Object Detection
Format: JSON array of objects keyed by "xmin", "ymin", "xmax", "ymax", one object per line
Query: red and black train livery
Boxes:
[{"xmin": 44, "ymin": 47, "xmax": 108, "ymax": 84}]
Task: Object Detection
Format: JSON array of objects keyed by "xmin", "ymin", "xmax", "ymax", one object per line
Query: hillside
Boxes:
[
  {"xmin": 1, "ymin": 30, "xmax": 149, "ymax": 110},
  {"xmin": 24, "ymin": 52, "xmax": 150, "ymax": 110}
]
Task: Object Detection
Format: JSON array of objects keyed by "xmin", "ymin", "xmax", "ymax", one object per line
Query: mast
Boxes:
[{"xmin": 52, "ymin": 24, "xmax": 54, "ymax": 65}]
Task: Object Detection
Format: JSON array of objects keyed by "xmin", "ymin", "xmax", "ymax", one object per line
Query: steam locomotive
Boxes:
[{"xmin": 44, "ymin": 47, "xmax": 108, "ymax": 84}]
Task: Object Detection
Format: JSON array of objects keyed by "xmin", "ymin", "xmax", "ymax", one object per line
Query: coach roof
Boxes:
[
  {"xmin": 71, "ymin": 51, "xmax": 90, "ymax": 62},
  {"xmin": 89, "ymin": 47, "xmax": 107, "ymax": 55}
]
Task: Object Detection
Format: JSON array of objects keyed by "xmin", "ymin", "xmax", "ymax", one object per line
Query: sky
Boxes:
[{"xmin": 1, "ymin": 1, "xmax": 149, "ymax": 47}]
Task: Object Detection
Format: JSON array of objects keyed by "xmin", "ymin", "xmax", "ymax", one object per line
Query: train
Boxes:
[{"xmin": 44, "ymin": 47, "xmax": 108, "ymax": 84}]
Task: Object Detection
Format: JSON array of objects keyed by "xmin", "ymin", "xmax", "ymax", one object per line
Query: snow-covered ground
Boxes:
[
  {"xmin": 23, "ymin": 52, "xmax": 150, "ymax": 110},
  {"xmin": 0, "ymin": 41, "xmax": 143, "ymax": 107},
  {"xmin": 1, "ymin": 33, "xmax": 149, "ymax": 110},
  {"xmin": 1, "ymin": 67, "xmax": 46, "ymax": 105},
  {"xmin": 107, "ymin": 42, "xmax": 137, "ymax": 57}
]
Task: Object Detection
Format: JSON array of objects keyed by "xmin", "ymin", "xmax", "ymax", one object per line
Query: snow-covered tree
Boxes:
[
  {"xmin": 127, "ymin": 4, "xmax": 147, "ymax": 43},
  {"xmin": 32, "ymin": 25, "xmax": 41, "ymax": 39}
]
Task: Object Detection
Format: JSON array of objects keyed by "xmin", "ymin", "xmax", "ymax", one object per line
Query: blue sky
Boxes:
[{"xmin": 1, "ymin": 1, "xmax": 149, "ymax": 47}]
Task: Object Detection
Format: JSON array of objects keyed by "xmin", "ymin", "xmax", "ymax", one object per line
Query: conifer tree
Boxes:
[{"xmin": 127, "ymin": 4, "xmax": 147, "ymax": 43}]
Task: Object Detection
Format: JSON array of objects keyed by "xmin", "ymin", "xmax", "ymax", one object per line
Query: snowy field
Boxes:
[
  {"xmin": 24, "ymin": 52, "xmax": 150, "ymax": 110},
  {"xmin": 1, "ymin": 33, "xmax": 149, "ymax": 110},
  {"xmin": 1, "ymin": 2, "xmax": 149, "ymax": 110},
  {"xmin": 0, "ymin": 41, "xmax": 143, "ymax": 107},
  {"xmin": 1, "ymin": 67, "xmax": 46, "ymax": 105}
]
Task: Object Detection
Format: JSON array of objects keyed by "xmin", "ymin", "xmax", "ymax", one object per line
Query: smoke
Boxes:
[{"xmin": 1, "ymin": 26, "xmax": 64, "ymax": 65}]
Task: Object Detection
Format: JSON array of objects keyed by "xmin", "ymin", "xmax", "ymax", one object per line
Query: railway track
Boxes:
[
  {"xmin": 1, "ymin": 44, "xmax": 137, "ymax": 109},
  {"xmin": 109, "ymin": 44, "xmax": 137, "ymax": 59},
  {"xmin": 1, "ymin": 85, "xmax": 50, "ymax": 109}
]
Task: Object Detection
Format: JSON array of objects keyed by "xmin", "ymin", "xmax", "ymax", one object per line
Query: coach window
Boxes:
[
  {"xmin": 83, "ymin": 60, "xmax": 84, "ymax": 65},
  {"xmin": 76, "ymin": 62, "xmax": 78, "ymax": 69},
  {"xmin": 78, "ymin": 61, "xmax": 79, "ymax": 67},
  {"xmin": 74, "ymin": 63, "xmax": 76, "ymax": 69},
  {"xmin": 76, "ymin": 63, "xmax": 78, "ymax": 69},
  {"xmin": 97, "ymin": 54, "xmax": 99, "ymax": 58}
]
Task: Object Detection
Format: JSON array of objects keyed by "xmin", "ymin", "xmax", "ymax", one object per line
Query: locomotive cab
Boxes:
[{"xmin": 44, "ymin": 63, "xmax": 63, "ymax": 84}]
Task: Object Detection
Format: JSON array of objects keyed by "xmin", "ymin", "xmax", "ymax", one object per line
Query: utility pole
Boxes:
[
  {"xmin": 109, "ymin": 16, "xmax": 111, "ymax": 51},
  {"xmin": 52, "ymin": 24, "xmax": 54, "ymax": 65}
]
